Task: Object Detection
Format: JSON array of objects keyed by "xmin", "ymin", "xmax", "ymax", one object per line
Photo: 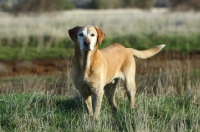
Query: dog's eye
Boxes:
[
  {"xmin": 91, "ymin": 33, "xmax": 95, "ymax": 37},
  {"xmin": 79, "ymin": 33, "xmax": 84, "ymax": 37}
]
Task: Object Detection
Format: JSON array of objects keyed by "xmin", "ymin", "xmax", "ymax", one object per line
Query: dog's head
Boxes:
[{"xmin": 68, "ymin": 25, "xmax": 106, "ymax": 51}]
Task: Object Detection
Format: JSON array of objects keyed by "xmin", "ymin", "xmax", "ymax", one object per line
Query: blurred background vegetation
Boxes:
[
  {"xmin": 0, "ymin": 0, "xmax": 199, "ymax": 61},
  {"xmin": 0, "ymin": 0, "xmax": 200, "ymax": 12}
]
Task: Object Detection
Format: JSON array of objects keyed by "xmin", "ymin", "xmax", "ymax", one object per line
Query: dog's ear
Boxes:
[
  {"xmin": 95, "ymin": 27, "xmax": 106, "ymax": 45},
  {"xmin": 68, "ymin": 26, "xmax": 80, "ymax": 42}
]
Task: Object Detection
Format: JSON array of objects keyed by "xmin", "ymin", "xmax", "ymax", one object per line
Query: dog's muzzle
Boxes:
[{"xmin": 82, "ymin": 40, "xmax": 91, "ymax": 51}]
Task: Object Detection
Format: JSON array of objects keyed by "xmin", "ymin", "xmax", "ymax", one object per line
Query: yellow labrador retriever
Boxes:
[{"xmin": 68, "ymin": 25, "xmax": 165, "ymax": 118}]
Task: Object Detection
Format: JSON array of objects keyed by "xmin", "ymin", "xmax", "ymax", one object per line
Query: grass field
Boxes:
[
  {"xmin": 0, "ymin": 57, "xmax": 200, "ymax": 131},
  {"xmin": 0, "ymin": 93, "xmax": 199, "ymax": 131},
  {"xmin": 0, "ymin": 8, "xmax": 200, "ymax": 131},
  {"xmin": 0, "ymin": 69, "xmax": 200, "ymax": 131}
]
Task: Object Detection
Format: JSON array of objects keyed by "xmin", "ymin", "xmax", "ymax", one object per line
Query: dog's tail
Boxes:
[{"xmin": 129, "ymin": 44, "xmax": 165, "ymax": 59}]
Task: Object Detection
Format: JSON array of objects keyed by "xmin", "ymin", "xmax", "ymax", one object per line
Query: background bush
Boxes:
[
  {"xmin": 88, "ymin": 0, "xmax": 155, "ymax": 9},
  {"xmin": 169, "ymin": 0, "xmax": 200, "ymax": 11},
  {"xmin": 2, "ymin": 0, "xmax": 200, "ymax": 12},
  {"xmin": 11, "ymin": 0, "xmax": 74, "ymax": 13}
]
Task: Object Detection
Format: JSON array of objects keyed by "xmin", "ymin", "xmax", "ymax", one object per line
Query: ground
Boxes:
[
  {"xmin": 0, "ymin": 58, "xmax": 71, "ymax": 77},
  {"xmin": 0, "ymin": 51, "xmax": 199, "ymax": 78}
]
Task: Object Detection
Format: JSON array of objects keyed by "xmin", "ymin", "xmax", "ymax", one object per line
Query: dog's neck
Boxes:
[{"xmin": 75, "ymin": 44, "xmax": 99, "ymax": 72}]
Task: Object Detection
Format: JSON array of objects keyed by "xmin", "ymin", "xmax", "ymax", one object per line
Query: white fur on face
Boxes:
[{"xmin": 77, "ymin": 26, "xmax": 98, "ymax": 51}]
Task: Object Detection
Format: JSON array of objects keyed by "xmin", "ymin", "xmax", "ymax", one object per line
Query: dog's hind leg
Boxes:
[
  {"xmin": 125, "ymin": 82, "xmax": 136, "ymax": 108},
  {"xmin": 104, "ymin": 79, "xmax": 120, "ymax": 114},
  {"xmin": 124, "ymin": 75, "xmax": 136, "ymax": 108}
]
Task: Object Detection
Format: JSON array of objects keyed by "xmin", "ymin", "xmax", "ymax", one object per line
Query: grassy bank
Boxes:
[
  {"xmin": 0, "ymin": 9, "xmax": 200, "ymax": 60},
  {"xmin": 0, "ymin": 34, "xmax": 199, "ymax": 60},
  {"xmin": 0, "ymin": 92, "xmax": 199, "ymax": 132}
]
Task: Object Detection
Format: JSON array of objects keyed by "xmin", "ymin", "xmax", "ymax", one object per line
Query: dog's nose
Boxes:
[{"xmin": 84, "ymin": 39, "xmax": 90, "ymax": 45}]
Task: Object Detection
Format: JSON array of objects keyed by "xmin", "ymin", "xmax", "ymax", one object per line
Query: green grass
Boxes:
[
  {"xmin": 0, "ymin": 46, "xmax": 74, "ymax": 60},
  {"xmin": 0, "ymin": 93, "xmax": 199, "ymax": 131},
  {"xmin": 101, "ymin": 34, "xmax": 200, "ymax": 52},
  {"xmin": 190, "ymin": 69, "xmax": 200, "ymax": 79},
  {"xmin": 0, "ymin": 34, "xmax": 200, "ymax": 60}
]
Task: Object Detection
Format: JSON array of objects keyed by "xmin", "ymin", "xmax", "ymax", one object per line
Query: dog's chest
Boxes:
[
  {"xmin": 72, "ymin": 68, "xmax": 100, "ymax": 94},
  {"xmin": 83, "ymin": 73, "xmax": 100, "ymax": 91},
  {"xmin": 77, "ymin": 77, "xmax": 99, "ymax": 95}
]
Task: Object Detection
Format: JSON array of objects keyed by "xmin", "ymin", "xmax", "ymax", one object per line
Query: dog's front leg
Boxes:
[
  {"xmin": 93, "ymin": 88, "xmax": 104, "ymax": 118},
  {"xmin": 82, "ymin": 94, "xmax": 93, "ymax": 116}
]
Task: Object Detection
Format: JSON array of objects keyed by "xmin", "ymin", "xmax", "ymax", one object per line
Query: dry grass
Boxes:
[
  {"xmin": 1, "ymin": 54, "xmax": 199, "ymax": 100},
  {"xmin": 0, "ymin": 8, "xmax": 200, "ymax": 38}
]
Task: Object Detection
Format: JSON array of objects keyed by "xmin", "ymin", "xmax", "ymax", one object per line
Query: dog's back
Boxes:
[{"xmin": 101, "ymin": 43, "xmax": 165, "ymax": 59}]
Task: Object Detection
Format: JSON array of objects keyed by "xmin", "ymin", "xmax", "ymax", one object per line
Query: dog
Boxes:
[{"xmin": 68, "ymin": 25, "xmax": 165, "ymax": 118}]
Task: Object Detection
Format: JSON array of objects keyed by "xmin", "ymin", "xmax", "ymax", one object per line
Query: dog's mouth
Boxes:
[{"xmin": 82, "ymin": 48, "xmax": 91, "ymax": 51}]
